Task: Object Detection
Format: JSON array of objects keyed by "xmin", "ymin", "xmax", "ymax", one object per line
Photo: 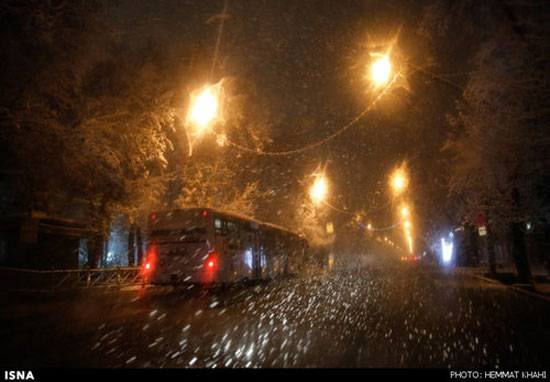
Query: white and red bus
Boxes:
[{"xmin": 141, "ymin": 208, "xmax": 309, "ymax": 285}]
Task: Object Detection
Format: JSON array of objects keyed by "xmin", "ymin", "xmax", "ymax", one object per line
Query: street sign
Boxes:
[
  {"xmin": 476, "ymin": 213, "xmax": 486, "ymax": 227},
  {"xmin": 478, "ymin": 226, "xmax": 487, "ymax": 236}
]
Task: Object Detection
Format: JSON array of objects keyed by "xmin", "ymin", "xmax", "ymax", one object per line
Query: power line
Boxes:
[
  {"xmin": 357, "ymin": 219, "xmax": 403, "ymax": 232},
  {"xmin": 320, "ymin": 199, "xmax": 355, "ymax": 215},
  {"xmin": 214, "ymin": 71, "xmax": 402, "ymax": 156}
]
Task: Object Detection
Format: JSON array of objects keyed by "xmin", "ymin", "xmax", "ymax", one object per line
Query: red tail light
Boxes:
[
  {"xmin": 205, "ymin": 252, "xmax": 218, "ymax": 270},
  {"xmin": 142, "ymin": 260, "xmax": 153, "ymax": 275},
  {"xmin": 202, "ymin": 252, "xmax": 219, "ymax": 284},
  {"xmin": 142, "ymin": 244, "xmax": 158, "ymax": 276}
]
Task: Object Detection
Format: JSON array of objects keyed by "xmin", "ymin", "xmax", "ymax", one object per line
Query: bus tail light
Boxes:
[
  {"xmin": 202, "ymin": 252, "xmax": 219, "ymax": 284},
  {"xmin": 142, "ymin": 244, "xmax": 158, "ymax": 277},
  {"xmin": 205, "ymin": 252, "xmax": 218, "ymax": 271},
  {"xmin": 142, "ymin": 260, "xmax": 153, "ymax": 275}
]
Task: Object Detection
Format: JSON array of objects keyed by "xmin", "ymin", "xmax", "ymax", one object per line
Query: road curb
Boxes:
[
  {"xmin": 507, "ymin": 284, "xmax": 550, "ymax": 302},
  {"xmin": 473, "ymin": 274, "xmax": 501, "ymax": 285},
  {"xmin": 471, "ymin": 274, "xmax": 550, "ymax": 302}
]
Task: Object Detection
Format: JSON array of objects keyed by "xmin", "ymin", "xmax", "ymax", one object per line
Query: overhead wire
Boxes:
[
  {"xmin": 212, "ymin": 71, "xmax": 402, "ymax": 156},
  {"xmin": 357, "ymin": 219, "xmax": 404, "ymax": 232}
]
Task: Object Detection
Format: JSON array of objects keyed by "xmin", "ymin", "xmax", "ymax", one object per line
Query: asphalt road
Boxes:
[{"xmin": 1, "ymin": 261, "xmax": 549, "ymax": 369}]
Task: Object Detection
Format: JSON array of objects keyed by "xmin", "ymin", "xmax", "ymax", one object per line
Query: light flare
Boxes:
[
  {"xmin": 390, "ymin": 167, "xmax": 408, "ymax": 195},
  {"xmin": 190, "ymin": 87, "xmax": 218, "ymax": 130},
  {"xmin": 184, "ymin": 81, "xmax": 225, "ymax": 156},
  {"xmin": 187, "ymin": 81, "xmax": 224, "ymax": 138},
  {"xmin": 371, "ymin": 56, "xmax": 391, "ymax": 86},
  {"xmin": 310, "ymin": 174, "xmax": 327, "ymax": 204},
  {"xmin": 441, "ymin": 238, "xmax": 454, "ymax": 264}
]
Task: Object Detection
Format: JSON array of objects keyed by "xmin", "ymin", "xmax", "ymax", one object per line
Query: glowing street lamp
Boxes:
[
  {"xmin": 371, "ymin": 55, "xmax": 391, "ymax": 86},
  {"xmin": 189, "ymin": 86, "xmax": 219, "ymax": 133},
  {"xmin": 310, "ymin": 174, "xmax": 327, "ymax": 204},
  {"xmin": 184, "ymin": 81, "xmax": 224, "ymax": 156},
  {"xmin": 401, "ymin": 206, "xmax": 409, "ymax": 216},
  {"xmin": 390, "ymin": 169, "xmax": 408, "ymax": 196}
]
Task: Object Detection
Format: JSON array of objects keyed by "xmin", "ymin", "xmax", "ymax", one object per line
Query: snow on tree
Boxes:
[
  {"xmin": 431, "ymin": 0, "xmax": 550, "ymax": 280},
  {"xmin": 444, "ymin": 1, "xmax": 550, "ymax": 229},
  {"xmin": 0, "ymin": 1, "xmax": 178, "ymax": 239}
]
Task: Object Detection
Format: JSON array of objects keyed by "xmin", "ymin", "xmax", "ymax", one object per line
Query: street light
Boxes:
[
  {"xmin": 310, "ymin": 174, "xmax": 327, "ymax": 204},
  {"xmin": 370, "ymin": 55, "xmax": 391, "ymax": 86},
  {"xmin": 188, "ymin": 86, "xmax": 219, "ymax": 134},
  {"xmin": 390, "ymin": 168, "xmax": 408, "ymax": 196},
  {"xmin": 184, "ymin": 81, "xmax": 224, "ymax": 156}
]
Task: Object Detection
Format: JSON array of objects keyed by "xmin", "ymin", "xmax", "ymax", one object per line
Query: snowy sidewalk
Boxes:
[{"xmin": 455, "ymin": 266, "xmax": 550, "ymax": 301}]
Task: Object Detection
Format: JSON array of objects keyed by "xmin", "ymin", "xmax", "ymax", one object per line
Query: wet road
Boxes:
[{"xmin": 1, "ymin": 262, "xmax": 549, "ymax": 368}]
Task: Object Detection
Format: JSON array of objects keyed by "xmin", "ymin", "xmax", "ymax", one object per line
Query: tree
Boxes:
[
  {"xmin": 0, "ymin": 1, "xmax": 181, "ymax": 255},
  {"xmin": 441, "ymin": 0, "xmax": 550, "ymax": 281}
]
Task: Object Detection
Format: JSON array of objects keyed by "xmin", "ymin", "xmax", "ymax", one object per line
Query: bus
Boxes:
[{"xmin": 142, "ymin": 207, "xmax": 309, "ymax": 285}]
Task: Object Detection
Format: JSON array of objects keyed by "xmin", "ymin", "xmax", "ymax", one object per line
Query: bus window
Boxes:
[
  {"xmin": 215, "ymin": 218, "xmax": 224, "ymax": 235},
  {"xmin": 215, "ymin": 218, "xmax": 242, "ymax": 249},
  {"xmin": 227, "ymin": 221, "xmax": 242, "ymax": 249}
]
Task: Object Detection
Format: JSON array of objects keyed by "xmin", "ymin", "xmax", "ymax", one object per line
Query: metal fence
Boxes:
[{"xmin": 0, "ymin": 266, "xmax": 143, "ymax": 292}]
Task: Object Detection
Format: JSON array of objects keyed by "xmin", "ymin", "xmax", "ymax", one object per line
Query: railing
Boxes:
[{"xmin": 0, "ymin": 266, "xmax": 143, "ymax": 292}]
